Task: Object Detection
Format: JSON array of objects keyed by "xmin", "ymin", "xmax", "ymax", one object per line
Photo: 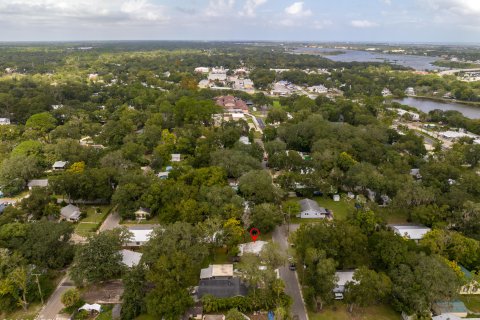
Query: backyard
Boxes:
[
  {"xmin": 288, "ymin": 195, "xmax": 355, "ymax": 223},
  {"xmin": 74, "ymin": 205, "xmax": 111, "ymax": 237},
  {"xmin": 308, "ymin": 303, "xmax": 400, "ymax": 320},
  {"xmin": 461, "ymin": 295, "xmax": 480, "ymax": 313}
]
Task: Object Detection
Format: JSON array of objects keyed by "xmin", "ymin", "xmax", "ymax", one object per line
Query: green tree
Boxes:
[
  {"xmin": 61, "ymin": 288, "xmax": 81, "ymax": 308},
  {"xmin": 226, "ymin": 308, "xmax": 245, "ymax": 320},
  {"xmin": 121, "ymin": 265, "xmax": 147, "ymax": 320},
  {"xmin": 250, "ymin": 203, "xmax": 283, "ymax": 233},
  {"xmin": 238, "ymin": 170, "xmax": 282, "ymax": 204}
]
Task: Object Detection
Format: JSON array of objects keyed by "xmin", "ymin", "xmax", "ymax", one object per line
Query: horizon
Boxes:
[{"xmin": 1, "ymin": 0, "xmax": 480, "ymax": 43}]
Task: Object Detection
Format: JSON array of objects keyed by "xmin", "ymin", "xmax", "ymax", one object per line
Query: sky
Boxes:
[{"xmin": 0, "ymin": 0, "xmax": 480, "ymax": 43}]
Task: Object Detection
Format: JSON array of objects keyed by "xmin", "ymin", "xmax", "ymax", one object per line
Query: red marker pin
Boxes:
[{"xmin": 249, "ymin": 228, "xmax": 260, "ymax": 242}]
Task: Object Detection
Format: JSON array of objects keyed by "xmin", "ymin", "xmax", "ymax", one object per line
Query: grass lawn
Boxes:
[
  {"xmin": 272, "ymin": 100, "xmax": 282, "ymax": 109},
  {"xmin": 135, "ymin": 315, "xmax": 156, "ymax": 320},
  {"xmin": 308, "ymin": 302, "xmax": 400, "ymax": 320},
  {"xmin": 75, "ymin": 205, "xmax": 111, "ymax": 237},
  {"xmin": 461, "ymin": 295, "xmax": 480, "ymax": 313},
  {"xmin": 286, "ymin": 195, "xmax": 355, "ymax": 222},
  {"xmin": 97, "ymin": 305, "xmax": 113, "ymax": 320}
]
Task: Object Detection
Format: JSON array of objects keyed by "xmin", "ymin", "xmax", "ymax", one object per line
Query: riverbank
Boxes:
[
  {"xmin": 405, "ymin": 95, "xmax": 480, "ymax": 107},
  {"xmin": 393, "ymin": 96, "xmax": 480, "ymax": 119}
]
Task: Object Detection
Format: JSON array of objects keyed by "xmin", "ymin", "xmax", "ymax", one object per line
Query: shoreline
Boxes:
[{"xmin": 399, "ymin": 95, "xmax": 480, "ymax": 108}]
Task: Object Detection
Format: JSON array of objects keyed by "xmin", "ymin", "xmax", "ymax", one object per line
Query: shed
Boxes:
[
  {"xmin": 60, "ymin": 204, "xmax": 81, "ymax": 222},
  {"xmin": 298, "ymin": 198, "xmax": 328, "ymax": 219},
  {"xmin": 52, "ymin": 161, "xmax": 68, "ymax": 170}
]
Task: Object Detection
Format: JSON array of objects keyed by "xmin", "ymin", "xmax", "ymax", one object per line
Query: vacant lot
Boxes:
[
  {"xmin": 75, "ymin": 205, "xmax": 111, "ymax": 237},
  {"xmin": 309, "ymin": 303, "xmax": 399, "ymax": 320}
]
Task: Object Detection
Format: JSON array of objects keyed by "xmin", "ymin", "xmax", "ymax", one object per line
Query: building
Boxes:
[
  {"xmin": 388, "ymin": 108, "xmax": 420, "ymax": 121},
  {"xmin": 238, "ymin": 241, "xmax": 267, "ymax": 256},
  {"xmin": 298, "ymin": 199, "xmax": 329, "ymax": 219},
  {"xmin": 405, "ymin": 87, "xmax": 416, "ymax": 95},
  {"xmin": 27, "ymin": 179, "xmax": 49, "ymax": 190},
  {"xmin": 134, "ymin": 208, "xmax": 151, "ymax": 221},
  {"xmin": 333, "ymin": 271, "xmax": 356, "ymax": 299},
  {"xmin": 195, "ymin": 67, "xmax": 210, "ymax": 74},
  {"xmin": 389, "ymin": 224, "xmax": 431, "ymax": 242},
  {"xmin": 239, "ymin": 136, "xmax": 251, "ymax": 145},
  {"xmin": 410, "ymin": 168, "xmax": 422, "ymax": 179},
  {"xmin": 460, "ymin": 265, "xmax": 480, "ymax": 295},
  {"xmin": 0, "ymin": 118, "xmax": 11, "ymax": 125},
  {"xmin": 171, "ymin": 154, "xmax": 181, "ymax": 162},
  {"xmin": 440, "ymin": 130, "xmax": 479, "ymax": 142},
  {"xmin": 382, "ymin": 88, "xmax": 392, "ymax": 97},
  {"xmin": 307, "ymin": 85, "xmax": 328, "ymax": 94},
  {"xmin": 52, "ymin": 161, "xmax": 68, "ymax": 171},
  {"xmin": 271, "ymin": 81, "xmax": 295, "ymax": 96},
  {"xmin": 197, "ymin": 264, "xmax": 248, "ymax": 299},
  {"xmin": 432, "ymin": 301, "xmax": 469, "ymax": 318},
  {"xmin": 125, "ymin": 228, "xmax": 154, "ymax": 247},
  {"xmin": 60, "ymin": 204, "xmax": 81, "ymax": 222},
  {"xmin": 215, "ymin": 96, "xmax": 249, "ymax": 113},
  {"xmin": 157, "ymin": 171, "xmax": 169, "ymax": 180},
  {"xmin": 120, "ymin": 249, "xmax": 143, "ymax": 268}
]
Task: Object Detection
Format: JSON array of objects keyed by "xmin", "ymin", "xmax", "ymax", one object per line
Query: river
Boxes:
[
  {"xmin": 294, "ymin": 48, "xmax": 445, "ymax": 71},
  {"xmin": 394, "ymin": 97, "xmax": 480, "ymax": 119}
]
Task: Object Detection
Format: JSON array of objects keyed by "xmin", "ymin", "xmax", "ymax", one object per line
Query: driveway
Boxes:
[
  {"xmin": 273, "ymin": 224, "xmax": 308, "ymax": 320},
  {"xmin": 98, "ymin": 210, "xmax": 120, "ymax": 232},
  {"xmin": 36, "ymin": 275, "xmax": 74, "ymax": 320}
]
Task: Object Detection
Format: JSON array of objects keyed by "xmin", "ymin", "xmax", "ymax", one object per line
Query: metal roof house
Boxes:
[
  {"xmin": 27, "ymin": 179, "xmax": 49, "ymax": 190},
  {"xmin": 389, "ymin": 224, "xmax": 431, "ymax": 242},
  {"xmin": 125, "ymin": 228, "xmax": 154, "ymax": 247},
  {"xmin": 120, "ymin": 249, "xmax": 143, "ymax": 268},
  {"xmin": 52, "ymin": 161, "xmax": 68, "ymax": 170},
  {"xmin": 197, "ymin": 264, "xmax": 248, "ymax": 299},
  {"xmin": 298, "ymin": 199, "xmax": 329, "ymax": 219},
  {"xmin": 60, "ymin": 204, "xmax": 81, "ymax": 222}
]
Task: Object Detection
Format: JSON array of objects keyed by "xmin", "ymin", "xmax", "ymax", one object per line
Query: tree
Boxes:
[
  {"xmin": 20, "ymin": 221, "xmax": 74, "ymax": 269},
  {"xmin": 0, "ymin": 155, "xmax": 43, "ymax": 195},
  {"xmin": 260, "ymin": 242, "xmax": 286, "ymax": 269},
  {"xmin": 250, "ymin": 203, "xmax": 283, "ymax": 233},
  {"xmin": 303, "ymin": 248, "xmax": 337, "ymax": 311},
  {"xmin": 121, "ymin": 265, "xmax": 147, "ymax": 320},
  {"xmin": 211, "ymin": 149, "xmax": 262, "ymax": 178},
  {"xmin": 24, "ymin": 112, "xmax": 56, "ymax": 138},
  {"xmin": 70, "ymin": 229, "xmax": 131, "ymax": 286},
  {"xmin": 61, "ymin": 288, "xmax": 81, "ymax": 308},
  {"xmin": 226, "ymin": 308, "xmax": 245, "ymax": 320},
  {"xmin": 238, "ymin": 170, "xmax": 282, "ymax": 204},
  {"xmin": 223, "ymin": 218, "xmax": 245, "ymax": 255},
  {"xmin": 344, "ymin": 267, "xmax": 392, "ymax": 312},
  {"xmin": 0, "ymin": 266, "xmax": 30, "ymax": 311},
  {"xmin": 20, "ymin": 187, "xmax": 59, "ymax": 220}
]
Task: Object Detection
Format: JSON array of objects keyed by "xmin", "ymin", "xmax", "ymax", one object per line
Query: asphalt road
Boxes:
[
  {"xmin": 36, "ymin": 275, "xmax": 74, "ymax": 320},
  {"xmin": 273, "ymin": 224, "xmax": 308, "ymax": 320}
]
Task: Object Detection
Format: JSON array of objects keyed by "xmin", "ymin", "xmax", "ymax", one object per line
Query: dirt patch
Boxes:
[{"xmin": 82, "ymin": 280, "xmax": 124, "ymax": 304}]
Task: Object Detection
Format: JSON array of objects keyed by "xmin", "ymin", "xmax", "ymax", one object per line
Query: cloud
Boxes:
[
  {"xmin": 382, "ymin": 0, "xmax": 392, "ymax": 4},
  {"xmin": 417, "ymin": 0, "xmax": 480, "ymax": 28},
  {"xmin": 205, "ymin": 0, "xmax": 235, "ymax": 17},
  {"xmin": 242, "ymin": 0, "xmax": 267, "ymax": 17},
  {"xmin": 420, "ymin": 0, "xmax": 480, "ymax": 16},
  {"xmin": 350, "ymin": 19, "xmax": 379, "ymax": 28},
  {"xmin": 0, "ymin": 0, "xmax": 169, "ymax": 24},
  {"xmin": 285, "ymin": 2, "xmax": 312, "ymax": 17}
]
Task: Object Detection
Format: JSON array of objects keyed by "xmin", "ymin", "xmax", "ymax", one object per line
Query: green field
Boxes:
[
  {"xmin": 461, "ymin": 295, "xmax": 480, "ymax": 313},
  {"xmin": 75, "ymin": 205, "xmax": 111, "ymax": 237},
  {"xmin": 309, "ymin": 303, "xmax": 400, "ymax": 320},
  {"xmin": 288, "ymin": 195, "xmax": 355, "ymax": 222}
]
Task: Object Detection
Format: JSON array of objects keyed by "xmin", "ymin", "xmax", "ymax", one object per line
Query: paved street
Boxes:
[
  {"xmin": 273, "ymin": 224, "xmax": 308, "ymax": 320},
  {"xmin": 36, "ymin": 275, "xmax": 74, "ymax": 320}
]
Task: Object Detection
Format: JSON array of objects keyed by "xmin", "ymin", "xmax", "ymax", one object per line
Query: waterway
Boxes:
[
  {"xmin": 294, "ymin": 48, "xmax": 445, "ymax": 71},
  {"xmin": 394, "ymin": 97, "xmax": 480, "ymax": 119}
]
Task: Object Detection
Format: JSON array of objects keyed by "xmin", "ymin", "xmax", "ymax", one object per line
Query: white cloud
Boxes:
[
  {"xmin": 350, "ymin": 20, "xmax": 379, "ymax": 28},
  {"xmin": 0, "ymin": 0, "xmax": 168, "ymax": 24},
  {"xmin": 285, "ymin": 2, "xmax": 312, "ymax": 17},
  {"xmin": 417, "ymin": 0, "xmax": 480, "ymax": 28},
  {"xmin": 382, "ymin": 0, "xmax": 392, "ymax": 4},
  {"xmin": 242, "ymin": 0, "xmax": 267, "ymax": 17},
  {"xmin": 205, "ymin": 0, "xmax": 236, "ymax": 17},
  {"xmin": 420, "ymin": 0, "xmax": 480, "ymax": 15}
]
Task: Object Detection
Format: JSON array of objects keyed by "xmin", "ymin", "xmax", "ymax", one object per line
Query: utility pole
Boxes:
[{"xmin": 32, "ymin": 273, "xmax": 44, "ymax": 305}]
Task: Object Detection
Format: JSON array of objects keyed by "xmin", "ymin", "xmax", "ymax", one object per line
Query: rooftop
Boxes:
[
  {"xmin": 120, "ymin": 249, "xmax": 143, "ymax": 268},
  {"xmin": 27, "ymin": 179, "xmax": 49, "ymax": 188},
  {"xmin": 238, "ymin": 241, "xmax": 267, "ymax": 256},
  {"xmin": 200, "ymin": 264, "xmax": 234, "ymax": 279},
  {"xmin": 299, "ymin": 198, "xmax": 328, "ymax": 214},
  {"xmin": 389, "ymin": 224, "xmax": 431, "ymax": 240},
  {"xmin": 128, "ymin": 228, "xmax": 154, "ymax": 243}
]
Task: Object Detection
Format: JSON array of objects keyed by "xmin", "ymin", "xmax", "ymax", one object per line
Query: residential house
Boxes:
[
  {"xmin": 134, "ymin": 208, "xmax": 151, "ymax": 221},
  {"xmin": 60, "ymin": 204, "xmax": 81, "ymax": 222},
  {"xmin": 389, "ymin": 224, "xmax": 431, "ymax": 242},
  {"xmin": 0, "ymin": 118, "xmax": 11, "ymax": 125},
  {"xmin": 432, "ymin": 301, "xmax": 469, "ymax": 318},
  {"xmin": 298, "ymin": 199, "xmax": 330, "ymax": 219},
  {"xmin": 120, "ymin": 249, "xmax": 143, "ymax": 268},
  {"xmin": 125, "ymin": 228, "xmax": 154, "ymax": 247},
  {"xmin": 405, "ymin": 87, "xmax": 416, "ymax": 96},
  {"xmin": 307, "ymin": 85, "xmax": 328, "ymax": 94},
  {"xmin": 52, "ymin": 161, "xmax": 68, "ymax": 171},
  {"xmin": 215, "ymin": 96, "xmax": 249, "ymax": 113},
  {"xmin": 27, "ymin": 179, "xmax": 49, "ymax": 190},
  {"xmin": 238, "ymin": 241, "xmax": 267, "ymax": 256},
  {"xmin": 171, "ymin": 154, "xmax": 181, "ymax": 162},
  {"xmin": 382, "ymin": 88, "xmax": 392, "ymax": 97},
  {"xmin": 239, "ymin": 136, "xmax": 251, "ymax": 145},
  {"xmin": 410, "ymin": 168, "xmax": 422, "ymax": 179},
  {"xmin": 460, "ymin": 265, "xmax": 480, "ymax": 295},
  {"xmin": 157, "ymin": 171, "xmax": 169, "ymax": 180},
  {"xmin": 197, "ymin": 264, "xmax": 248, "ymax": 298},
  {"xmin": 333, "ymin": 271, "xmax": 356, "ymax": 299},
  {"xmin": 195, "ymin": 67, "xmax": 210, "ymax": 74}
]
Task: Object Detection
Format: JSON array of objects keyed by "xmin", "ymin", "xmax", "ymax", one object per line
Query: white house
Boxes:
[
  {"xmin": 171, "ymin": 154, "xmax": 181, "ymax": 162},
  {"xmin": 333, "ymin": 271, "xmax": 356, "ymax": 299},
  {"xmin": 298, "ymin": 199, "xmax": 329, "ymax": 219},
  {"xmin": 125, "ymin": 228, "xmax": 154, "ymax": 247},
  {"xmin": 382, "ymin": 88, "xmax": 392, "ymax": 97},
  {"xmin": 405, "ymin": 87, "xmax": 416, "ymax": 96},
  {"xmin": 307, "ymin": 85, "xmax": 328, "ymax": 94},
  {"xmin": 389, "ymin": 224, "xmax": 431, "ymax": 242},
  {"xmin": 239, "ymin": 136, "xmax": 251, "ymax": 145},
  {"xmin": 460, "ymin": 266, "xmax": 480, "ymax": 295},
  {"xmin": 134, "ymin": 208, "xmax": 151, "ymax": 221},
  {"xmin": 0, "ymin": 118, "xmax": 11, "ymax": 125},
  {"xmin": 195, "ymin": 67, "xmax": 210, "ymax": 74}
]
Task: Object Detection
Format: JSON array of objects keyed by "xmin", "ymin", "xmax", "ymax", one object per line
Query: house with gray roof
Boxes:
[
  {"xmin": 298, "ymin": 198, "xmax": 329, "ymax": 219},
  {"xmin": 52, "ymin": 161, "xmax": 68, "ymax": 170},
  {"xmin": 60, "ymin": 204, "xmax": 81, "ymax": 222},
  {"xmin": 27, "ymin": 179, "xmax": 49, "ymax": 190},
  {"xmin": 197, "ymin": 264, "xmax": 248, "ymax": 299}
]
